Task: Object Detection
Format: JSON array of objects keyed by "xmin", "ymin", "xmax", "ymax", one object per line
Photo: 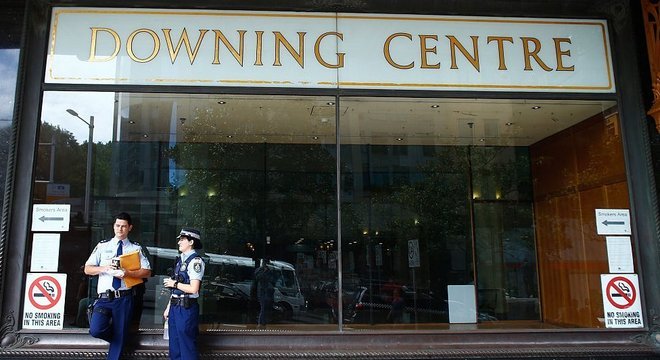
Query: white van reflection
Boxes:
[{"xmin": 146, "ymin": 247, "xmax": 305, "ymax": 323}]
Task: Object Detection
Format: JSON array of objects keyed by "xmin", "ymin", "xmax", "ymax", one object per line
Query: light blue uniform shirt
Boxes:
[{"xmin": 85, "ymin": 237, "xmax": 151, "ymax": 293}]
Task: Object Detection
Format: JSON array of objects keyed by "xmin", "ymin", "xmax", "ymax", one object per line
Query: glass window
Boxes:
[
  {"xmin": 0, "ymin": 1, "xmax": 23, "ymax": 214},
  {"xmin": 35, "ymin": 92, "xmax": 338, "ymax": 330},
  {"xmin": 339, "ymin": 97, "xmax": 623, "ymax": 330},
  {"xmin": 31, "ymin": 92, "xmax": 627, "ymax": 332}
]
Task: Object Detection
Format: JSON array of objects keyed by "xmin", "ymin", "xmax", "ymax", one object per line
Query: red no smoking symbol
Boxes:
[
  {"xmin": 606, "ymin": 276, "xmax": 636, "ymax": 310},
  {"xmin": 28, "ymin": 275, "xmax": 62, "ymax": 310}
]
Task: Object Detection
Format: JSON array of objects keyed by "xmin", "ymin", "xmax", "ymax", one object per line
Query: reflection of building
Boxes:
[{"xmin": 1, "ymin": 1, "xmax": 660, "ymax": 359}]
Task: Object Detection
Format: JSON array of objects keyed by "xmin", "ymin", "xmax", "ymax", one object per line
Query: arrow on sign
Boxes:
[
  {"xmin": 39, "ymin": 216, "xmax": 64, "ymax": 222},
  {"xmin": 602, "ymin": 220, "xmax": 625, "ymax": 226}
]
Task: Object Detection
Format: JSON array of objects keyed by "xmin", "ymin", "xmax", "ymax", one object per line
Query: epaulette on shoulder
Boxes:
[
  {"xmin": 129, "ymin": 240, "xmax": 140, "ymax": 246},
  {"xmin": 99, "ymin": 238, "xmax": 111, "ymax": 243}
]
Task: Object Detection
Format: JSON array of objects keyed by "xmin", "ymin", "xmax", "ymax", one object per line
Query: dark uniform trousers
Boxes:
[
  {"xmin": 89, "ymin": 295, "xmax": 134, "ymax": 360},
  {"xmin": 168, "ymin": 301, "xmax": 200, "ymax": 360}
]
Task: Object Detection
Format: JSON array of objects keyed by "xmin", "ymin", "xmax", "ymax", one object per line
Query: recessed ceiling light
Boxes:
[
  {"xmin": 431, "ymin": 105, "xmax": 439, "ymax": 108},
  {"xmin": 313, "ymin": 136, "xmax": 319, "ymax": 140},
  {"xmin": 396, "ymin": 137, "xmax": 404, "ymax": 141},
  {"xmin": 143, "ymin": 134, "xmax": 149, "ymax": 138},
  {"xmin": 218, "ymin": 101, "xmax": 226, "ymax": 105},
  {"xmin": 505, "ymin": 122, "xmax": 513, "ymax": 126},
  {"xmin": 128, "ymin": 120, "xmax": 136, "ymax": 124},
  {"xmin": 227, "ymin": 135, "xmax": 233, "ymax": 138},
  {"xmin": 531, "ymin": 106, "xmax": 541, "ymax": 110},
  {"xmin": 327, "ymin": 102, "xmax": 335, "ymax": 106},
  {"xmin": 479, "ymin": 138, "xmax": 485, "ymax": 142}
]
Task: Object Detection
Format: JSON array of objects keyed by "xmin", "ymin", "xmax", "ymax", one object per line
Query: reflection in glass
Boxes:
[
  {"xmin": 36, "ymin": 92, "xmax": 338, "ymax": 330},
  {"xmin": 0, "ymin": 49, "xmax": 20, "ymax": 214},
  {"xmin": 33, "ymin": 92, "xmax": 625, "ymax": 332}
]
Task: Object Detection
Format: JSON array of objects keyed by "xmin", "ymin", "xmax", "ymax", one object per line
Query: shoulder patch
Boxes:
[
  {"xmin": 100, "ymin": 238, "xmax": 111, "ymax": 243},
  {"xmin": 193, "ymin": 261, "xmax": 202, "ymax": 273}
]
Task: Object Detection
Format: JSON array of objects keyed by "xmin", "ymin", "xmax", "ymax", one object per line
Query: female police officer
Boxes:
[{"xmin": 163, "ymin": 228, "xmax": 205, "ymax": 360}]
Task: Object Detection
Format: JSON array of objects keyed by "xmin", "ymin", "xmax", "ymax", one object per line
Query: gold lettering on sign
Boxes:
[
  {"xmin": 384, "ymin": 33, "xmax": 414, "ymax": 69},
  {"xmin": 553, "ymin": 38, "xmax": 574, "ymax": 71},
  {"xmin": 127, "ymin": 28, "xmax": 160, "ymax": 63},
  {"xmin": 521, "ymin": 37, "xmax": 552, "ymax": 71},
  {"xmin": 88, "ymin": 27, "xmax": 121, "ymax": 62},
  {"xmin": 273, "ymin": 32, "xmax": 305, "ymax": 68},
  {"xmin": 254, "ymin": 31, "xmax": 264, "ymax": 66},
  {"xmin": 212, "ymin": 30, "xmax": 246, "ymax": 66},
  {"xmin": 162, "ymin": 28, "xmax": 209, "ymax": 65},
  {"xmin": 446, "ymin": 35, "xmax": 480, "ymax": 71},
  {"xmin": 486, "ymin": 36, "xmax": 513, "ymax": 70},
  {"xmin": 418, "ymin": 35, "xmax": 440, "ymax": 69},
  {"xmin": 314, "ymin": 32, "xmax": 345, "ymax": 69}
]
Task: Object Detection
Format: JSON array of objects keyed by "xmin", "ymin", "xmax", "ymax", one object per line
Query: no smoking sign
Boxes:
[
  {"xmin": 605, "ymin": 276, "xmax": 635, "ymax": 309},
  {"xmin": 29, "ymin": 275, "xmax": 62, "ymax": 310},
  {"xmin": 23, "ymin": 273, "xmax": 67, "ymax": 330},
  {"xmin": 600, "ymin": 274, "xmax": 643, "ymax": 328}
]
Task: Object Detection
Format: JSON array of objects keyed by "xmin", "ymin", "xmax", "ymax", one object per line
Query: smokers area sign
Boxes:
[
  {"xmin": 22, "ymin": 273, "xmax": 67, "ymax": 330},
  {"xmin": 600, "ymin": 274, "xmax": 643, "ymax": 328}
]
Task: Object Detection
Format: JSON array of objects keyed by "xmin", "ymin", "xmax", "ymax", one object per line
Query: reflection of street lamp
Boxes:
[{"xmin": 66, "ymin": 109, "xmax": 94, "ymax": 224}]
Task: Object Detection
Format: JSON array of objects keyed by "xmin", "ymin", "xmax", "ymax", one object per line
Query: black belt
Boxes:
[
  {"xmin": 170, "ymin": 297, "xmax": 197, "ymax": 308},
  {"xmin": 98, "ymin": 289, "xmax": 134, "ymax": 299}
]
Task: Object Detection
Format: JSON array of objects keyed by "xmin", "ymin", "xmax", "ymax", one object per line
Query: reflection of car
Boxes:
[
  {"xmin": 206, "ymin": 280, "xmax": 287, "ymax": 323},
  {"xmin": 205, "ymin": 254, "xmax": 306, "ymax": 320},
  {"xmin": 146, "ymin": 246, "xmax": 305, "ymax": 324},
  {"xmin": 344, "ymin": 286, "xmax": 449, "ymax": 324},
  {"xmin": 306, "ymin": 280, "xmax": 338, "ymax": 310}
]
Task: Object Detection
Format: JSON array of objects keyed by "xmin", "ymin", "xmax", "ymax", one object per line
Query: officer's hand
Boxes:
[
  {"xmin": 163, "ymin": 307, "xmax": 169, "ymax": 320},
  {"xmin": 163, "ymin": 278, "xmax": 175, "ymax": 288}
]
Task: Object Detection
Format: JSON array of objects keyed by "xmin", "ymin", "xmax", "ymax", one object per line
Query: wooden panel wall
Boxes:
[{"xmin": 530, "ymin": 111, "xmax": 629, "ymax": 327}]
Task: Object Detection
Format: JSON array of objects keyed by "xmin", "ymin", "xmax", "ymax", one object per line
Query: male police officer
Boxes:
[
  {"xmin": 84, "ymin": 212, "xmax": 152, "ymax": 360},
  {"xmin": 163, "ymin": 228, "xmax": 205, "ymax": 360}
]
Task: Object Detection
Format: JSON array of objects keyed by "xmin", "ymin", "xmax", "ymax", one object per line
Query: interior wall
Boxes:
[{"xmin": 530, "ymin": 109, "xmax": 629, "ymax": 327}]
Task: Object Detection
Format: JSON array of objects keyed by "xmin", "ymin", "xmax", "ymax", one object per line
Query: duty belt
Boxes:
[
  {"xmin": 98, "ymin": 289, "xmax": 134, "ymax": 299},
  {"xmin": 170, "ymin": 297, "xmax": 197, "ymax": 308}
]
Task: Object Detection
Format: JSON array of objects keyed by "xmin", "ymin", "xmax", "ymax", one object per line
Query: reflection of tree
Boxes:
[
  {"xmin": 34, "ymin": 123, "xmax": 116, "ymax": 226},
  {"xmin": 343, "ymin": 145, "xmax": 537, "ymax": 298},
  {"xmin": 168, "ymin": 140, "xmax": 337, "ymax": 262},
  {"xmin": 169, "ymin": 142, "xmax": 262, "ymax": 255},
  {"xmin": 391, "ymin": 147, "xmax": 471, "ymax": 288},
  {"xmin": 91, "ymin": 141, "xmax": 112, "ymax": 197},
  {"xmin": 35, "ymin": 123, "xmax": 87, "ymax": 203}
]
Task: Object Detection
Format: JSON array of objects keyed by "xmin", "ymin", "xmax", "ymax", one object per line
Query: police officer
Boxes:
[
  {"xmin": 84, "ymin": 212, "xmax": 152, "ymax": 360},
  {"xmin": 163, "ymin": 228, "xmax": 205, "ymax": 360}
]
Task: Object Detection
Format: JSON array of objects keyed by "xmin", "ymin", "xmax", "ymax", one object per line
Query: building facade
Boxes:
[{"xmin": 0, "ymin": 0, "xmax": 659, "ymax": 358}]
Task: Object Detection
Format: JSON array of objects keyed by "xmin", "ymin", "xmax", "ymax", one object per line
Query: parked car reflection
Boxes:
[{"xmin": 343, "ymin": 285, "xmax": 449, "ymax": 324}]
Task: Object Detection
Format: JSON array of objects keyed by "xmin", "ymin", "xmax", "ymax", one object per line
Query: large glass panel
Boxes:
[
  {"xmin": 0, "ymin": 1, "xmax": 23, "ymax": 214},
  {"xmin": 30, "ymin": 92, "xmax": 628, "ymax": 332},
  {"xmin": 339, "ymin": 97, "xmax": 624, "ymax": 330},
  {"xmin": 33, "ymin": 92, "xmax": 338, "ymax": 331}
]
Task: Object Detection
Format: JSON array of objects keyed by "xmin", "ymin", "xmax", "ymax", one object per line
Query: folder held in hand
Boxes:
[{"xmin": 119, "ymin": 250, "xmax": 144, "ymax": 288}]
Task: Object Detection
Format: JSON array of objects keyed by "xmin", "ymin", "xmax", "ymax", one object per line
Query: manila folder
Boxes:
[{"xmin": 119, "ymin": 250, "xmax": 144, "ymax": 288}]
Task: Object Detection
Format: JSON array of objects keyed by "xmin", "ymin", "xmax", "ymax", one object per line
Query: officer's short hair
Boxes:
[{"xmin": 115, "ymin": 212, "xmax": 132, "ymax": 225}]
